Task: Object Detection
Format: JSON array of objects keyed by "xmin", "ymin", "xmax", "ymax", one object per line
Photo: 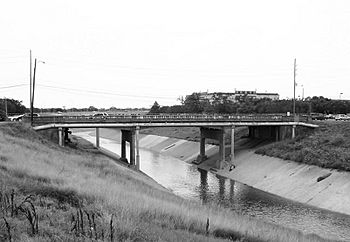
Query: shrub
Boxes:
[{"xmin": 0, "ymin": 110, "xmax": 7, "ymax": 121}]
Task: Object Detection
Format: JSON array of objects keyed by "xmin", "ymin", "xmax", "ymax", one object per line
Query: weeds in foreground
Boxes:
[
  {"xmin": 2, "ymin": 217, "xmax": 11, "ymax": 242},
  {"xmin": 0, "ymin": 190, "xmax": 39, "ymax": 240},
  {"xmin": 70, "ymin": 208, "xmax": 110, "ymax": 240},
  {"xmin": 0, "ymin": 123, "xmax": 336, "ymax": 242}
]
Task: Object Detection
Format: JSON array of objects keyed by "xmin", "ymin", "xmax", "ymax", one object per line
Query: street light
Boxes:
[{"xmin": 30, "ymin": 58, "xmax": 45, "ymax": 125}]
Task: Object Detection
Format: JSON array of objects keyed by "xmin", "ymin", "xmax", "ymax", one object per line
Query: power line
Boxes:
[
  {"xmin": 0, "ymin": 55, "xmax": 26, "ymax": 59},
  {"xmin": 0, "ymin": 84, "xmax": 28, "ymax": 89},
  {"xmin": 46, "ymin": 57, "xmax": 291, "ymax": 76},
  {"xmin": 36, "ymin": 84, "xmax": 176, "ymax": 100}
]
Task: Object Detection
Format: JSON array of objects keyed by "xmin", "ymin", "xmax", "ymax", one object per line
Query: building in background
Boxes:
[{"xmin": 195, "ymin": 90, "xmax": 279, "ymax": 103}]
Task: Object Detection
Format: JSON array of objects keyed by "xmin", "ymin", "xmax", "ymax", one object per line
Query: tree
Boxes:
[
  {"xmin": 149, "ymin": 101, "xmax": 160, "ymax": 114},
  {"xmin": 88, "ymin": 106, "xmax": 98, "ymax": 112},
  {"xmin": 0, "ymin": 98, "xmax": 27, "ymax": 114},
  {"xmin": 184, "ymin": 93, "xmax": 205, "ymax": 113}
]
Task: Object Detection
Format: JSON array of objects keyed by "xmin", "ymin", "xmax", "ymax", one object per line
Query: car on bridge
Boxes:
[
  {"xmin": 91, "ymin": 112, "xmax": 109, "ymax": 119},
  {"xmin": 335, "ymin": 114, "xmax": 350, "ymax": 121},
  {"xmin": 310, "ymin": 113, "xmax": 326, "ymax": 120}
]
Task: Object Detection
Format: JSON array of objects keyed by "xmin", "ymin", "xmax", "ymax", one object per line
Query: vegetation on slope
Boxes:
[
  {"xmin": 0, "ymin": 123, "xmax": 334, "ymax": 241},
  {"xmin": 256, "ymin": 121, "xmax": 350, "ymax": 171}
]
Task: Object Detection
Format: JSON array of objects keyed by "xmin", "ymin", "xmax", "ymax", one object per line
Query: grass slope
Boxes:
[
  {"xmin": 0, "ymin": 123, "xmax": 335, "ymax": 241},
  {"xmin": 256, "ymin": 121, "xmax": 350, "ymax": 171}
]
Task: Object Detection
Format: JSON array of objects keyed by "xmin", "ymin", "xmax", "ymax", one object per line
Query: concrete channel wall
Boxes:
[
  {"xmin": 47, "ymin": 126, "xmax": 350, "ymax": 217},
  {"xmin": 138, "ymin": 134, "xmax": 350, "ymax": 216}
]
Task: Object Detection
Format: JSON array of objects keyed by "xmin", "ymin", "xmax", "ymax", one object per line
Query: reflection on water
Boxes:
[{"xmin": 76, "ymin": 132, "xmax": 350, "ymax": 241}]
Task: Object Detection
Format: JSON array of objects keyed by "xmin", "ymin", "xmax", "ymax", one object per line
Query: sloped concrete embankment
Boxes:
[
  {"xmin": 138, "ymin": 134, "xmax": 218, "ymax": 163},
  {"xmin": 137, "ymin": 134, "xmax": 350, "ymax": 216},
  {"xmin": 76, "ymin": 128, "xmax": 350, "ymax": 216},
  {"xmin": 198, "ymin": 147, "xmax": 350, "ymax": 216}
]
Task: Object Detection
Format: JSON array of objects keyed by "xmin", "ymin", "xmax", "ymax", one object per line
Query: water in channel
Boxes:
[{"xmin": 76, "ymin": 131, "xmax": 350, "ymax": 241}]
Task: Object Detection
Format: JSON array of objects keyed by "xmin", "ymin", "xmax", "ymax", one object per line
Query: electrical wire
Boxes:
[
  {"xmin": 36, "ymin": 84, "xmax": 176, "ymax": 101},
  {"xmin": 0, "ymin": 84, "xmax": 28, "ymax": 89}
]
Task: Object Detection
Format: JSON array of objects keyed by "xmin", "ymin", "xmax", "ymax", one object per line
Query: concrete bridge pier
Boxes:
[
  {"xmin": 135, "ymin": 126, "xmax": 140, "ymax": 170},
  {"xmin": 120, "ymin": 128, "xmax": 140, "ymax": 170},
  {"xmin": 58, "ymin": 127, "xmax": 64, "ymax": 147},
  {"xmin": 198, "ymin": 127, "xmax": 226, "ymax": 169},
  {"xmin": 275, "ymin": 126, "xmax": 280, "ymax": 141},
  {"xmin": 96, "ymin": 128, "xmax": 100, "ymax": 148},
  {"xmin": 120, "ymin": 129, "xmax": 134, "ymax": 166},
  {"xmin": 230, "ymin": 125, "xmax": 235, "ymax": 167},
  {"xmin": 218, "ymin": 128, "xmax": 226, "ymax": 169},
  {"xmin": 292, "ymin": 125, "xmax": 296, "ymax": 139}
]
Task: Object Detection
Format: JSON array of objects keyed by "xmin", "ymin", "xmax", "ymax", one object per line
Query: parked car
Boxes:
[
  {"xmin": 8, "ymin": 114, "xmax": 25, "ymax": 121},
  {"xmin": 335, "ymin": 114, "xmax": 350, "ymax": 121}
]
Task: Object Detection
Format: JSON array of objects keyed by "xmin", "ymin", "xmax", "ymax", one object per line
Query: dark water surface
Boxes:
[{"xmin": 77, "ymin": 132, "xmax": 350, "ymax": 241}]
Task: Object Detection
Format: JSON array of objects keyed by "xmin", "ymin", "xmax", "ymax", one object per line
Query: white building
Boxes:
[{"xmin": 195, "ymin": 90, "xmax": 279, "ymax": 103}]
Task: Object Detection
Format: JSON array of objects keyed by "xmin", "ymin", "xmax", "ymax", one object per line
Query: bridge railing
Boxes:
[{"xmin": 26, "ymin": 114, "xmax": 308, "ymax": 125}]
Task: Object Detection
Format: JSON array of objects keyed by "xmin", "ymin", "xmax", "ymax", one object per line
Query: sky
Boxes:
[{"xmin": 1, "ymin": 0, "xmax": 350, "ymax": 109}]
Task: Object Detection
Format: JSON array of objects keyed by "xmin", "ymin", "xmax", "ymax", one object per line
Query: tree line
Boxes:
[
  {"xmin": 149, "ymin": 94, "xmax": 350, "ymax": 115},
  {"xmin": 0, "ymin": 98, "xmax": 148, "ymax": 118},
  {"xmin": 1, "ymin": 95, "xmax": 350, "ymax": 120}
]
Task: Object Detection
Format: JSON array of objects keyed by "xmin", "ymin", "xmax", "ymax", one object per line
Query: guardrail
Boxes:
[{"xmin": 26, "ymin": 114, "xmax": 308, "ymax": 125}]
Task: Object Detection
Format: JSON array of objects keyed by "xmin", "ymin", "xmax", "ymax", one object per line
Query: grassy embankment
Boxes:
[
  {"xmin": 0, "ymin": 123, "xmax": 334, "ymax": 241},
  {"xmin": 256, "ymin": 121, "xmax": 350, "ymax": 172}
]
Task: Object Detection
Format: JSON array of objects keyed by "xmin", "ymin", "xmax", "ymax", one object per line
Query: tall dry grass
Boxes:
[
  {"xmin": 0, "ymin": 123, "xmax": 337, "ymax": 241},
  {"xmin": 256, "ymin": 121, "xmax": 350, "ymax": 171}
]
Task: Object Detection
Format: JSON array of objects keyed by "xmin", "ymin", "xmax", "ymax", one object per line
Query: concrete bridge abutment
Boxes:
[{"xmin": 248, "ymin": 125, "xmax": 296, "ymax": 141}]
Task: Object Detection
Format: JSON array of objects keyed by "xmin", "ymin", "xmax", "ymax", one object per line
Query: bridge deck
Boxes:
[{"xmin": 30, "ymin": 114, "xmax": 318, "ymax": 130}]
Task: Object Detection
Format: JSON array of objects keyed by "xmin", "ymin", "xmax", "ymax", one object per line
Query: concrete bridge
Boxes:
[{"xmin": 31, "ymin": 114, "xmax": 318, "ymax": 170}]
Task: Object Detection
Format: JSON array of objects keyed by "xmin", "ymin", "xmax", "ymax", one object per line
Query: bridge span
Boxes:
[{"xmin": 31, "ymin": 114, "xmax": 318, "ymax": 171}]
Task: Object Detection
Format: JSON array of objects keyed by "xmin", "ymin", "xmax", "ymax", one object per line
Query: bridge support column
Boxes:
[
  {"xmin": 198, "ymin": 127, "xmax": 226, "ymax": 169},
  {"xmin": 120, "ymin": 129, "xmax": 137, "ymax": 168},
  {"xmin": 197, "ymin": 128, "xmax": 207, "ymax": 163},
  {"xmin": 275, "ymin": 126, "xmax": 280, "ymax": 141},
  {"xmin": 96, "ymin": 128, "xmax": 100, "ymax": 148},
  {"xmin": 135, "ymin": 126, "xmax": 140, "ymax": 170},
  {"xmin": 230, "ymin": 126, "xmax": 235, "ymax": 167},
  {"xmin": 248, "ymin": 126, "xmax": 254, "ymax": 138},
  {"xmin": 58, "ymin": 127, "xmax": 64, "ymax": 147},
  {"xmin": 292, "ymin": 125, "xmax": 296, "ymax": 139},
  {"xmin": 218, "ymin": 128, "xmax": 225, "ymax": 170},
  {"xmin": 120, "ymin": 131, "xmax": 128, "ymax": 163},
  {"xmin": 130, "ymin": 131, "xmax": 136, "ymax": 167}
]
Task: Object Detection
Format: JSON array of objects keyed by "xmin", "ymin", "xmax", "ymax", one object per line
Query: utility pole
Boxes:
[
  {"xmin": 30, "ymin": 58, "xmax": 45, "ymax": 125},
  {"xmin": 31, "ymin": 58, "xmax": 37, "ymax": 125},
  {"xmin": 293, "ymin": 58, "xmax": 296, "ymax": 118},
  {"xmin": 29, "ymin": 50, "xmax": 32, "ymax": 112}
]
